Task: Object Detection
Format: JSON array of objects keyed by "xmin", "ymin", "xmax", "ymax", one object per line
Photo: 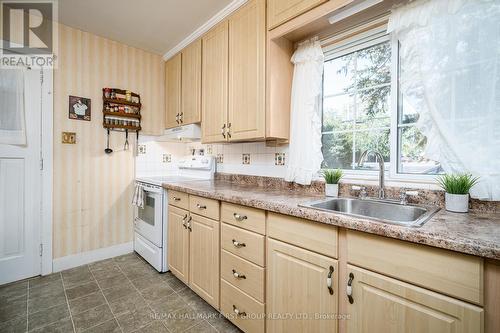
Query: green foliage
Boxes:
[
  {"xmin": 437, "ymin": 173, "xmax": 479, "ymax": 195},
  {"xmin": 321, "ymin": 169, "xmax": 343, "ymax": 184}
]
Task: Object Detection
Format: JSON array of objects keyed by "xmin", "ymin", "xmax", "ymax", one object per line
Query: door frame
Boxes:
[{"xmin": 41, "ymin": 68, "xmax": 53, "ymax": 275}]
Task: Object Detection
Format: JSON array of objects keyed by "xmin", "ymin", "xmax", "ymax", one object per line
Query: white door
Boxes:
[{"xmin": 0, "ymin": 69, "xmax": 43, "ymax": 285}]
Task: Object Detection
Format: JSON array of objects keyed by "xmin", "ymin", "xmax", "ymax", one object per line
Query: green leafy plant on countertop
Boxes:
[
  {"xmin": 437, "ymin": 173, "xmax": 479, "ymax": 195},
  {"xmin": 321, "ymin": 169, "xmax": 343, "ymax": 184}
]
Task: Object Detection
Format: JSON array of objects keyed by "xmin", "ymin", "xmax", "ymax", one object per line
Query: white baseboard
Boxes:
[{"xmin": 52, "ymin": 242, "xmax": 134, "ymax": 272}]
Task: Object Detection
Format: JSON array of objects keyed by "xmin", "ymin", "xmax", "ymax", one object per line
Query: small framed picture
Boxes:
[{"xmin": 69, "ymin": 96, "xmax": 91, "ymax": 121}]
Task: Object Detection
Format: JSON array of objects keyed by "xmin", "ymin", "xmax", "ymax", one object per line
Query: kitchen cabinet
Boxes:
[
  {"xmin": 167, "ymin": 197, "xmax": 221, "ymax": 309},
  {"xmin": 228, "ymin": 0, "xmax": 266, "ymax": 141},
  {"xmin": 167, "ymin": 205, "xmax": 189, "ymax": 284},
  {"xmin": 267, "ymin": 0, "xmax": 327, "ymax": 29},
  {"xmin": 181, "ymin": 39, "xmax": 202, "ymax": 125},
  {"xmin": 267, "ymin": 238, "xmax": 338, "ymax": 333},
  {"xmin": 346, "ymin": 265, "xmax": 483, "ymax": 333},
  {"xmin": 202, "ymin": 21, "xmax": 228, "ymax": 143},
  {"xmin": 189, "ymin": 213, "xmax": 220, "ymax": 308},
  {"xmin": 165, "ymin": 53, "xmax": 182, "ymax": 129}
]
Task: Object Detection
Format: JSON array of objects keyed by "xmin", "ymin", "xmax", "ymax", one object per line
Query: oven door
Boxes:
[{"xmin": 134, "ymin": 187, "xmax": 163, "ymax": 247}]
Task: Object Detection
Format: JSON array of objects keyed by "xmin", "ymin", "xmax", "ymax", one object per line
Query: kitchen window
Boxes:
[{"xmin": 321, "ymin": 24, "xmax": 442, "ymax": 177}]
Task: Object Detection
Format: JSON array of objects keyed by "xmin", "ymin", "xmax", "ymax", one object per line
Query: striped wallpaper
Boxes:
[{"xmin": 53, "ymin": 24, "xmax": 165, "ymax": 258}]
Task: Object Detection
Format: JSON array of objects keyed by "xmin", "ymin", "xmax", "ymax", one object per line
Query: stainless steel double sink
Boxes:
[{"xmin": 299, "ymin": 197, "xmax": 440, "ymax": 227}]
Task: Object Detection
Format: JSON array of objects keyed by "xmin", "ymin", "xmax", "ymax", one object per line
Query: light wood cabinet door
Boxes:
[
  {"xmin": 181, "ymin": 39, "xmax": 201, "ymax": 125},
  {"xmin": 202, "ymin": 21, "xmax": 228, "ymax": 143},
  {"xmin": 267, "ymin": 0, "xmax": 327, "ymax": 29},
  {"xmin": 267, "ymin": 239, "xmax": 338, "ymax": 333},
  {"xmin": 189, "ymin": 214, "xmax": 220, "ymax": 309},
  {"xmin": 167, "ymin": 206, "xmax": 189, "ymax": 284},
  {"xmin": 228, "ymin": 0, "xmax": 266, "ymax": 141},
  {"xmin": 346, "ymin": 265, "xmax": 483, "ymax": 333},
  {"xmin": 165, "ymin": 53, "xmax": 182, "ymax": 129}
]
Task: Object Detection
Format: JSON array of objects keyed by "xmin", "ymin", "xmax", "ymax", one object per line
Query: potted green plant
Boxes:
[
  {"xmin": 437, "ymin": 173, "xmax": 479, "ymax": 213},
  {"xmin": 321, "ymin": 169, "xmax": 343, "ymax": 197}
]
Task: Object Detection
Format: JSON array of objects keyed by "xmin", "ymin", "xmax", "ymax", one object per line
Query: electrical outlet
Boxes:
[
  {"xmin": 216, "ymin": 154, "xmax": 224, "ymax": 163},
  {"xmin": 62, "ymin": 132, "xmax": 76, "ymax": 144},
  {"xmin": 138, "ymin": 144, "xmax": 146, "ymax": 154},
  {"xmin": 206, "ymin": 145, "xmax": 213, "ymax": 155},
  {"xmin": 275, "ymin": 153, "xmax": 285, "ymax": 166},
  {"xmin": 163, "ymin": 154, "xmax": 172, "ymax": 163},
  {"xmin": 242, "ymin": 153, "xmax": 251, "ymax": 165}
]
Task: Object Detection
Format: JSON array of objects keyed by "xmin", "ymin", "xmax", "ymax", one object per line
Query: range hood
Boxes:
[{"xmin": 157, "ymin": 124, "xmax": 201, "ymax": 142}]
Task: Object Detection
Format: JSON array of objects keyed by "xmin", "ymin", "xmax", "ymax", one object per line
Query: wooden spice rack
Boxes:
[{"xmin": 102, "ymin": 88, "xmax": 142, "ymax": 131}]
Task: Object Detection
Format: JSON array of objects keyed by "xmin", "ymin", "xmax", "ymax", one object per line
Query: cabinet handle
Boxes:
[
  {"xmin": 232, "ymin": 239, "xmax": 246, "ymax": 248},
  {"xmin": 221, "ymin": 124, "xmax": 226, "ymax": 138},
  {"xmin": 232, "ymin": 269, "xmax": 246, "ymax": 279},
  {"xmin": 179, "ymin": 112, "xmax": 183, "ymax": 123},
  {"xmin": 232, "ymin": 305, "xmax": 246, "ymax": 317},
  {"xmin": 347, "ymin": 272, "xmax": 354, "ymax": 304},
  {"xmin": 182, "ymin": 214, "xmax": 188, "ymax": 229},
  {"xmin": 175, "ymin": 113, "xmax": 180, "ymax": 124},
  {"xmin": 187, "ymin": 216, "xmax": 192, "ymax": 232},
  {"xmin": 327, "ymin": 265, "xmax": 334, "ymax": 295},
  {"xmin": 227, "ymin": 122, "xmax": 232, "ymax": 139},
  {"xmin": 196, "ymin": 204, "xmax": 207, "ymax": 210},
  {"xmin": 233, "ymin": 213, "xmax": 247, "ymax": 221},
  {"xmin": 173, "ymin": 197, "xmax": 181, "ymax": 201}
]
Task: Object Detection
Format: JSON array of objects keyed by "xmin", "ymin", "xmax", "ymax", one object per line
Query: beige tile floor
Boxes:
[{"xmin": 0, "ymin": 253, "xmax": 241, "ymax": 333}]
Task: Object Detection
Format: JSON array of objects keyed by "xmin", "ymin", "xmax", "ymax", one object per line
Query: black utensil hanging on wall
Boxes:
[
  {"xmin": 124, "ymin": 129, "xmax": 129, "ymax": 151},
  {"xmin": 105, "ymin": 129, "xmax": 113, "ymax": 154}
]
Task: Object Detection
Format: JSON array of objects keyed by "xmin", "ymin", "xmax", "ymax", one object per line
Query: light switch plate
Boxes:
[
  {"xmin": 138, "ymin": 145, "xmax": 146, "ymax": 154},
  {"xmin": 62, "ymin": 132, "xmax": 76, "ymax": 144}
]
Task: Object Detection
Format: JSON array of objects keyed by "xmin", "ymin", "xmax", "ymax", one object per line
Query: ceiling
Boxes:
[{"xmin": 58, "ymin": 0, "xmax": 233, "ymax": 55}]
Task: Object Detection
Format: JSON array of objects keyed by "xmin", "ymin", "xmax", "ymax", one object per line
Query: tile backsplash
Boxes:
[{"xmin": 136, "ymin": 136, "xmax": 289, "ymax": 178}]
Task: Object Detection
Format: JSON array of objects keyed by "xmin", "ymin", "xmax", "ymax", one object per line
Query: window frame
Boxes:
[{"xmin": 320, "ymin": 19, "xmax": 439, "ymax": 187}]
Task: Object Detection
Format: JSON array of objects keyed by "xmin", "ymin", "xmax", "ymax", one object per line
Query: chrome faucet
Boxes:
[{"xmin": 357, "ymin": 149, "xmax": 386, "ymax": 199}]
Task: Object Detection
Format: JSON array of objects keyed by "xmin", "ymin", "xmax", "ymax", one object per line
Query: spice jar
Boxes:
[{"xmin": 125, "ymin": 90, "xmax": 132, "ymax": 102}]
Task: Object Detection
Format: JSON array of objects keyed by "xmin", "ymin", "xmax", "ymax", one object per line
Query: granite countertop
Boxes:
[{"xmin": 162, "ymin": 179, "xmax": 500, "ymax": 261}]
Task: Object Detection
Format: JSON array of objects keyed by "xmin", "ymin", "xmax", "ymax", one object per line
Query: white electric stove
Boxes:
[{"xmin": 134, "ymin": 155, "xmax": 215, "ymax": 272}]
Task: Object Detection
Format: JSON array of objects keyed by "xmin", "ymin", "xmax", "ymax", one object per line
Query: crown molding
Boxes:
[{"xmin": 162, "ymin": 0, "xmax": 247, "ymax": 61}]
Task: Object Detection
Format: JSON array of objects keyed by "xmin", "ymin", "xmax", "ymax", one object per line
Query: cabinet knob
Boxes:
[
  {"xmin": 232, "ymin": 239, "xmax": 246, "ymax": 248},
  {"xmin": 196, "ymin": 204, "xmax": 207, "ymax": 210},
  {"xmin": 347, "ymin": 272, "xmax": 354, "ymax": 304},
  {"xmin": 233, "ymin": 213, "xmax": 247, "ymax": 221},
  {"xmin": 232, "ymin": 269, "xmax": 246, "ymax": 279},
  {"xmin": 232, "ymin": 305, "xmax": 246, "ymax": 317},
  {"xmin": 327, "ymin": 265, "xmax": 334, "ymax": 295}
]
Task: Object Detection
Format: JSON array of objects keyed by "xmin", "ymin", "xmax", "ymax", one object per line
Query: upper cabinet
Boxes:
[
  {"xmin": 228, "ymin": 0, "xmax": 266, "ymax": 141},
  {"xmin": 181, "ymin": 39, "xmax": 202, "ymax": 125},
  {"xmin": 202, "ymin": 21, "xmax": 229, "ymax": 143},
  {"xmin": 165, "ymin": 40, "xmax": 202, "ymax": 129},
  {"xmin": 165, "ymin": 53, "xmax": 182, "ymax": 129},
  {"xmin": 267, "ymin": 0, "xmax": 327, "ymax": 29}
]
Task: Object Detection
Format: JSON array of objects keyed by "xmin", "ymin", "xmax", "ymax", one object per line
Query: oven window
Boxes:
[{"xmin": 138, "ymin": 194, "xmax": 155, "ymax": 226}]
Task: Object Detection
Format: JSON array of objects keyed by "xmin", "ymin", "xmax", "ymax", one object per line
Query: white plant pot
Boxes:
[
  {"xmin": 325, "ymin": 184, "xmax": 339, "ymax": 197},
  {"xmin": 445, "ymin": 193, "xmax": 469, "ymax": 213}
]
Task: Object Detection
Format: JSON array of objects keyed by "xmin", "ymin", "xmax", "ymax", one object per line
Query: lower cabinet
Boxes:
[
  {"xmin": 189, "ymin": 213, "xmax": 220, "ymax": 308},
  {"xmin": 167, "ymin": 206, "xmax": 190, "ymax": 284},
  {"xmin": 346, "ymin": 265, "xmax": 483, "ymax": 333},
  {"xmin": 167, "ymin": 204, "xmax": 220, "ymax": 309},
  {"xmin": 267, "ymin": 238, "xmax": 338, "ymax": 333}
]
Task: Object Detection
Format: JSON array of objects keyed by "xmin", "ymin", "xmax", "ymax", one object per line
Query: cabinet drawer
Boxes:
[
  {"xmin": 347, "ymin": 230, "xmax": 484, "ymax": 305},
  {"xmin": 168, "ymin": 190, "xmax": 189, "ymax": 210},
  {"xmin": 189, "ymin": 195, "xmax": 220, "ymax": 220},
  {"xmin": 221, "ymin": 250, "xmax": 265, "ymax": 302},
  {"xmin": 221, "ymin": 279, "xmax": 265, "ymax": 333},
  {"xmin": 268, "ymin": 212, "xmax": 338, "ymax": 258},
  {"xmin": 222, "ymin": 223, "xmax": 265, "ymax": 267},
  {"xmin": 221, "ymin": 202, "xmax": 266, "ymax": 235}
]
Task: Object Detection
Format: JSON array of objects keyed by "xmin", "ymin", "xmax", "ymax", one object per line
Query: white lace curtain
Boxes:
[
  {"xmin": 388, "ymin": 0, "xmax": 500, "ymax": 200},
  {"xmin": 0, "ymin": 69, "xmax": 26, "ymax": 145},
  {"xmin": 285, "ymin": 39, "xmax": 324, "ymax": 185}
]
